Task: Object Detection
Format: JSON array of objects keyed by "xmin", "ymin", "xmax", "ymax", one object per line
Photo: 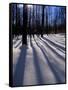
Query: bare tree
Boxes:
[
  {"xmin": 22, "ymin": 4, "xmax": 28, "ymax": 45},
  {"xmin": 29, "ymin": 7, "xmax": 31, "ymax": 38},
  {"xmin": 46, "ymin": 6, "xmax": 48, "ymax": 35},
  {"xmin": 32, "ymin": 5, "xmax": 35, "ymax": 37},
  {"xmin": 41, "ymin": 5, "xmax": 45, "ymax": 37}
]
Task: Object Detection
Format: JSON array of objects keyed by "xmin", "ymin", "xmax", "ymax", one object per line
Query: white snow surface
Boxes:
[{"xmin": 12, "ymin": 34, "xmax": 66, "ymax": 86}]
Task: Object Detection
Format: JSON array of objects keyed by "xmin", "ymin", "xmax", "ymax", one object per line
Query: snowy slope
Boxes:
[{"xmin": 12, "ymin": 34, "xmax": 66, "ymax": 86}]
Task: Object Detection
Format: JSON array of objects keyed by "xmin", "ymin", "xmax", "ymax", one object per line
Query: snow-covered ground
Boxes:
[{"xmin": 12, "ymin": 34, "xmax": 66, "ymax": 86}]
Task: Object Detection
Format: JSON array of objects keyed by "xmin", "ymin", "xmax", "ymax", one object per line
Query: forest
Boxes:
[{"xmin": 10, "ymin": 4, "xmax": 66, "ymax": 45}]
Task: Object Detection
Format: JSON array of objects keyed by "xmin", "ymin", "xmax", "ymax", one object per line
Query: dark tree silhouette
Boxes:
[
  {"xmin": 54, "ymin": 7, "xmax": 58, "ymax": 34},
  {"xmin": 17, "ymin": 6, "xmax": 20, "ymax": 35},
  {"xmin": 29, "ymin": 7, "xmax": 31, "ymax": 38},
  {"xmin": 36, "ymin": 6, "xmax": 38, "ymax": 32},
  {"xmin": 32, "ymin": 5, "xmax": 35, "ymax": 37},
  {"xmin": 22, "ymin": 4, "xmax": 28, "ymax": 45},
  {"xmin": 12, "ymin": 4, "xmax": 14, "ymax": 38},
  {"xmin": 41, "ymin": 6, "xmax": 45, "ymax": 37},
  {"xmin": 46, "ymin": 6, "xmax": 48, "ymax": 35},
  {"xmin": 16, "ymin": 4, "xmax": 17, "ymax": 35}
]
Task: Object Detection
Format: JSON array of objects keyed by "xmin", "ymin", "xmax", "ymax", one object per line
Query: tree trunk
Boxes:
[
  {"xmin": 32, "ymin": 5, "xmax": 34, "ymax": 37},
  {"xmin": 29, "ymin": 7, "xmax": 31, "ymax": 38},
  {"xmin": 41, "ymin": 6, "xmax": 44, "ymax": 37},
  {"xmin": 22, "ymin": 4, "xmax": 28, "ymax": 45},
  {"xmin": 16, "ymin": 4, "xmax": 17, "ymax": 36},
  {"xmin": 46, "ymin": 7, "xmax": 48, "ymax": 35}
]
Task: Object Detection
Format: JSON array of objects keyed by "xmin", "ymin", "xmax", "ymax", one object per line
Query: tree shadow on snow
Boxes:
[
  {"xmin": 13, "ymin": 45, "xmax": 27, "ymax": 86},
  {"xmin": 34, "ymin": 37, "xmax": 65, "ymax": 84},
  {"xmin": 30, "ymin": 37, "xmax": 45, "ymax": 85},
  {"xmin": 39, "ymin": 37, "xmax": 65, "ymax": 61},
  {"xmin": 14, "ymin": 40, "xmax": 22, "ymax": 48},
  {"xmin": 42, "ymin": 37, "xmax": 65, "ymax": 51}
]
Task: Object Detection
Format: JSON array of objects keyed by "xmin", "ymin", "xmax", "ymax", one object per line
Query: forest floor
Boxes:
[{"xmin": 13, "ymin": 33, "xmax": 66, "ymax": 86}]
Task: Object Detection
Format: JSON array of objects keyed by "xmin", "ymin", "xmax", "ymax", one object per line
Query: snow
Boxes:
[{"xmin": 12, "ymin": 34, "xmax": 66, "ymax": 86}]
